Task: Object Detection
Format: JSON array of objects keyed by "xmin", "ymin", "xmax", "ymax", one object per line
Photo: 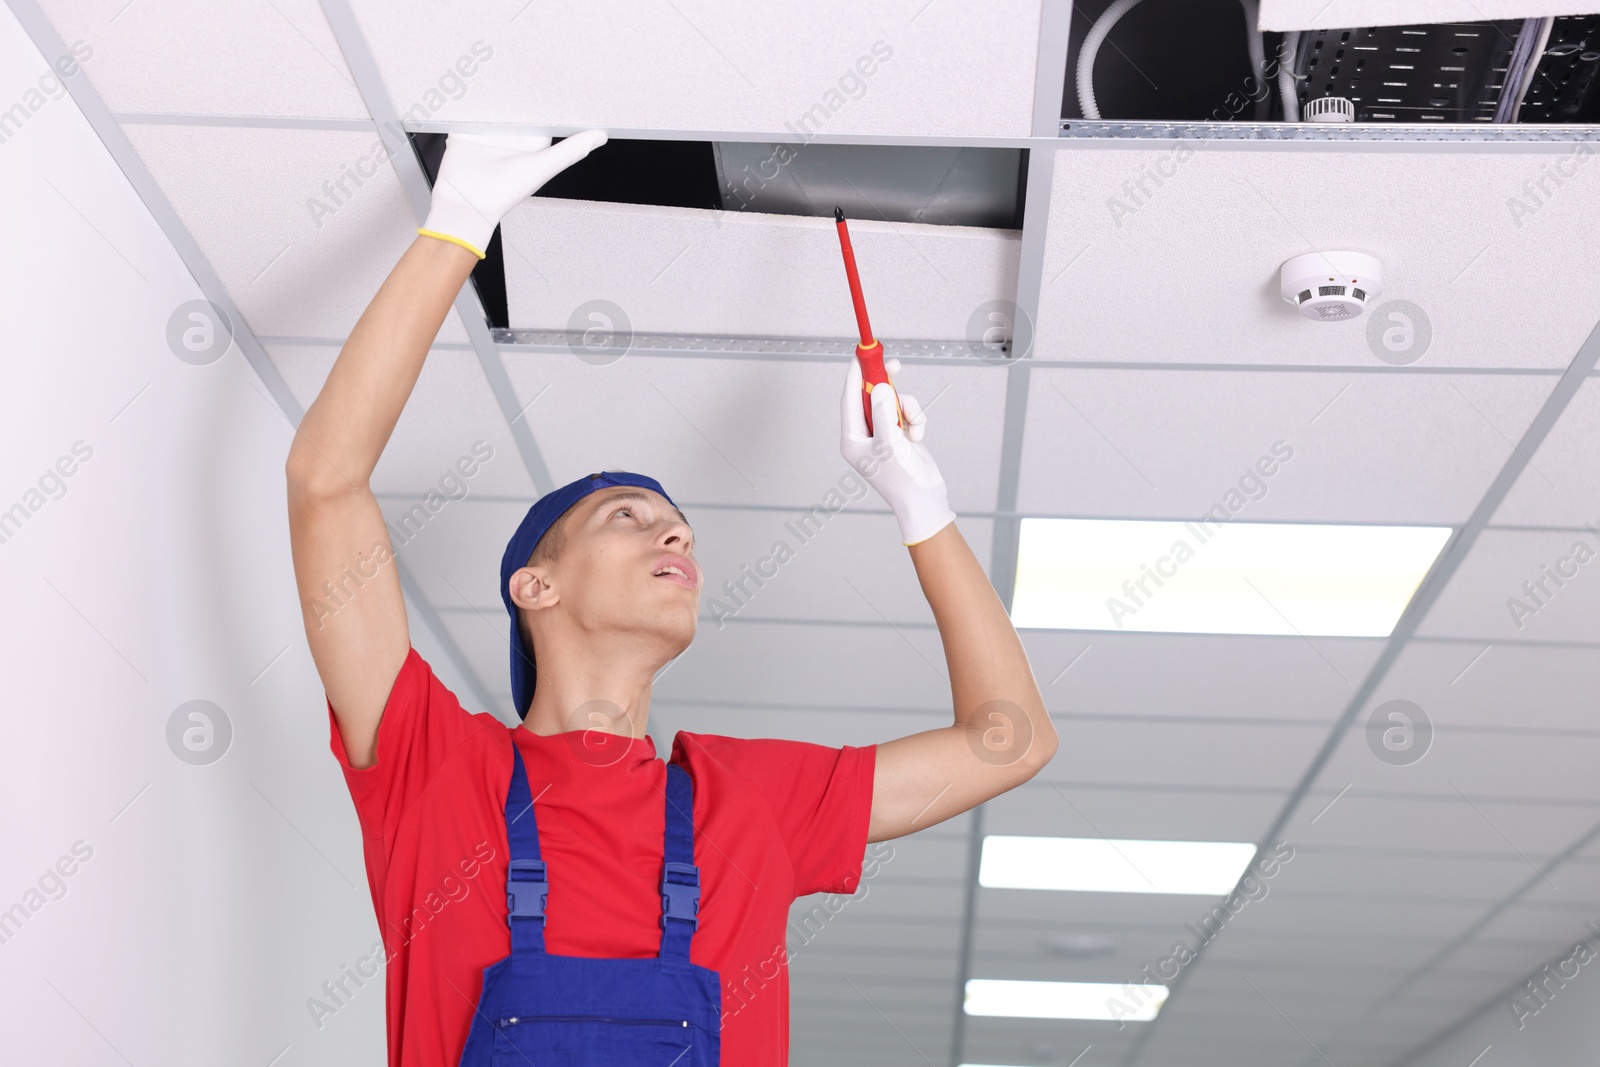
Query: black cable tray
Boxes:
[{"xmin": 1295, "ymin": 14, "xmax": 1600, "ymax": 123}]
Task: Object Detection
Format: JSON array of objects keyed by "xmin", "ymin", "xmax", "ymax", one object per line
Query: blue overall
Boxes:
[{"xmin": 457, "ymin": 743, "xmax": 723, "ymax": 1066}]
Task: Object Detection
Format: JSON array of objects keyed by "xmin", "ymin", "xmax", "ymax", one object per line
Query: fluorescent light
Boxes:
[
  {"xmin": 1010, "ymin": 517, "xmax": 1450, "ymax": 636},
  {"xmin": 965, "ymin": 979, "xmax": 1167, "ymax": 1021},
  {"xmin": 979, "ymin": 835, "xmax": 1256, "ymax": 894}
]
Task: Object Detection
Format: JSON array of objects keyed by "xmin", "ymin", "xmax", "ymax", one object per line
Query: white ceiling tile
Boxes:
[
  {"xmin": 1021, "ymin": 631, "xmax": 1384, "ymax": 722},
  {"xmin": 1452, "ymin": 921, "xmax": 1600, "ymax": 991},
  {"xmin": 682, "ymin": 508, "xmax": 994, "ymax": 627},
  {"xmin": 1225, "ymin": 891, "xmax": 1487, "ymax": 937},
  {"xmin": 1260, "ymin": 1, "xmax": 1600, "ymax": 30},
  {"xmin": 1133, "ymin": 1025, "xmax": 1311, "ymax": 1067},
  {"xmin": 962, "ymin": 948, "xmax": 1170, "ymax": 986},
  {"xmin": 1207, "ymin": 927, "xmax": 1456, "ymax": 970},
  {"xmin": 977, "ymin": 885, "xmax": 1236, "ymax": 929},
  {"xmin": 1474, "ymin": 901, "xmax": 1600, "ymax": 941},
  {"xmin": 501, "ymin": 198, "xmax": 1019, "ymax": 340},
  {"xmin": 1314, "ymin": 713, "xmax": 1600, "ymax": 803},
  {"xmin": 404, "ymin": 592, "xmax": 483, "ymax": 710},
  {"xmin": 435, "ymin": 609, "xmax": 516, "ymax": 717},
  {"xmin": 1271, "ymin": 847, "xmax": 1532, "ymax": 900},
  {"xmin": 793, "ymin": 952, "xmax": 958, "ymax": 984},
  {"xmin": 1032, "ymin": 719, "xmax": 1329, "ymax": 789},
  {"xmin": 120, "ymin": 124, "xmax": 470, "ymax": 342},
  {"xmin": 965, "ymin": 1029, "xmax": 1129, "ymax": 1067},
  {"xmin": 657, "ymin": 704, "xmax": 945, "ymax": 751},
  {"xmin": 651, "ymin": 619, "xmax": 956, "ymax": 712},
  {"xmin": 1518, "ymin": 854, "xmax": 1600, "ymax": 907},
  {"xmin": 502, "ymin": 352, "xmax": 1006, "ymax": 512},
  {"xmin": 37, "ymin": 0, "xmax": 367, "ymax": 117},
  {"xmin": 1175, "ymin": 965, "xmax": 1406, "ymax": 1015},
  {"xmin": 1417, "ymin": 529, "xmax": 1600, "ymax": 641},
  {"xmin": 983, "ymin": 781, "xmax": 1287, "ymax": 841},
  {"xmin": 1441, "ymin": 935, "xmax": 1592, "ymax": 978},
  {"xmin": 1160, "ymin": 999, "xmax": 1458, "ymax": 1067},
  {"xmin": 851, "ymin": 833, "xmax": 967, "ymax": 882},
  {"xmin": 268, "ymin": 345, "xmax": 534, "ymax": 497},
  {"xmin": 1018, "ymin": 368, "xmax": 1553, "ymax": 523},
  {"xmin": 970, "ymin": 919, "xmax": 1185, "ymax": 969},
  {"xmin": 369, "ymin": 498, "xmax": 528, "ymax": 612},
  {"xmin": 1038, "ymin": 145, "xmax": 1600, "ymax": 369},
  {"xmin": 840, "ymin": 878, "xmax": 967, "ymax": 921},
  {"xmin": 788, "ymin": 913, "xmax": 959, "ymax": 953},
  {"xmin": 1363, "ymin": 971, "xmax": 1513, "ymax": 1025},
  {"xmin": 1493, "ymin": 376, "xmax": 1600, "ymax": 526},
  {"xmin": 347, "ymin": 0, "xmax": 1040, "ymax": 137},
  {"xmin": 1298, "ymin": 790, "xmax": 1600, "ymax": 856},
  {"xmin": 1356, "ymin": 640, "xmax": 1600, "ymax": 732}
]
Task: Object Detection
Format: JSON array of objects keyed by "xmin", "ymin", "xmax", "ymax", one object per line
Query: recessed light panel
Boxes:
[
  {"xmin": 1010, "ymin": 518, "xmax": 1451, "ymax": 636},
  {"xmin": 979, "ymin": 835, "xmax": 1257, "ymax": 895},
  {"xmin": 964, "ymin": 979, "xmax": 1168, "ymax": 1021}
]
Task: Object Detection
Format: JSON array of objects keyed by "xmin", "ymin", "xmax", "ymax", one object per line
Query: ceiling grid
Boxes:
[{"xmin": 1120, "ymin": 318, "xmax": 1600, "ymax": 1066}]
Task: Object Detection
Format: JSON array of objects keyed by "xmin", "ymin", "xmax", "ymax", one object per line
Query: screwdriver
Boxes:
[{"xmin": 833, "ymin": 207, "xmax": 907, "ymax": 436}]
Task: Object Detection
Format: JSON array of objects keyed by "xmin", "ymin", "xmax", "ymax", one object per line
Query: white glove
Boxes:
[
  {"xmin": 418, "ymin": 130, "xmax": 608, "ymax": 259},
  {"xmin": 840, "ymin": 356, "xmax": 956, "ymax": 547}
]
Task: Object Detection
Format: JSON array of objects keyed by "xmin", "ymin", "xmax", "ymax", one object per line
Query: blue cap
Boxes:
[{"xmin": 500, "ymin": 470, "xmax": 679, "ymax": 720}]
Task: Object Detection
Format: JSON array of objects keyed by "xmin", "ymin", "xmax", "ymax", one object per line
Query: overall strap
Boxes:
[
  {"xmin": 657, "ymin": 762, "xmax": 701, "ymax": 959},
  {"xmin": 504, "ymin": 742, "xmax": 548, "ymax": 955}
]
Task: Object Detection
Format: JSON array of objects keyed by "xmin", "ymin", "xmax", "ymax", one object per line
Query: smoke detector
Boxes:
[{"xmin": 1280, "ymin": 251, "xmax": 1383, "ymax": 322}]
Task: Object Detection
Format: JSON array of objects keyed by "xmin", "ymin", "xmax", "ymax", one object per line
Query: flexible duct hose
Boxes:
[
  {"xmin": 1077, "ymin": 0, "xmax": 1274, "ymax": 120},
  {"xmin": 1076, "ymin": 0, "xmax": 1146, "ymax": 121},
  {"xmin": 1279, "ymin": 30, "xmax": 1301, "ymax": 121}
]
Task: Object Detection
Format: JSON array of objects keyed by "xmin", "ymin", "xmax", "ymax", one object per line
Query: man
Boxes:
[{"xmin": 286, "ymin": 131, "xmax": 1057, "ymax": 1067}]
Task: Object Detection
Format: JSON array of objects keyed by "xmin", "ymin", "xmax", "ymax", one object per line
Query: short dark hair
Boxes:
[{"xmin": 526, "ymin": 503, "xmax": 575, "ymax": 569}]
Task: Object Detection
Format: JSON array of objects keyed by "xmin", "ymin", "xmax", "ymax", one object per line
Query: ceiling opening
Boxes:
[
  {"xmin": 1062, "ymin": 0, "xmax": 1600, "ymax": 123},
  {"xmin": 411, "ymin": 132, "xmax": 1026, "ymax": 329}
]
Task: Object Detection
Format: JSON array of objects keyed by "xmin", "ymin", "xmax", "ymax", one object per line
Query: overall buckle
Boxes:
[
  {"xmin": 507, "ymin": 858, "xmax": 547, "ymax": 921},
  {"xmin": 660, "ymin": 861, "xmax": 700, "ymax": 930}
]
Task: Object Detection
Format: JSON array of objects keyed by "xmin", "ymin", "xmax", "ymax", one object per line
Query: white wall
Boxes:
[{"xmin": 0, "ymin": 7, "xmax": 466, "ymax": 1062}]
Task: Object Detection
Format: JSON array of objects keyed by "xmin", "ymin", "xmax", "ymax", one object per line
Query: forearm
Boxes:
[
  {"xmin": 908, "ymin": 522, "xmax": 1057, "ymax": 763},
  {"xmin": 288, "ymin": 236, "xmax": 478, "ymax": 491}
]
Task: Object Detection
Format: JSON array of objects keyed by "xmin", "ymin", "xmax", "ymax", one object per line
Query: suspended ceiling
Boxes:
[{"xmin": 15, "ymin": 0, "xmax": 1600, "ymax": 1065}]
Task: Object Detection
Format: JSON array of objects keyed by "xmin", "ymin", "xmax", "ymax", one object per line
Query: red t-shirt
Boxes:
[{"xmin": 326, "ymin": 646, "xmax": 876, "ymax": 1066}]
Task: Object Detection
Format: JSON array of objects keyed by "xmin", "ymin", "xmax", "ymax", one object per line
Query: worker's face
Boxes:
[{"xmin": 517, "ymin": 486, "xmax": 700, "ymax": 662}]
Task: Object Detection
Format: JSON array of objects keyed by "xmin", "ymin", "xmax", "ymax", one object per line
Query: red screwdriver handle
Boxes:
[{"xmin": 856, "ymin": 340, "xmax": 905, "ymax": 437}]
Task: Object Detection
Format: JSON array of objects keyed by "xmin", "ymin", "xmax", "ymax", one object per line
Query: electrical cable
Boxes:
[
  {"xmin": 1495, "ymin": 17, "xmax": 1553, "ymax": 123},
  {"xmin": 1512, "ymin": 17, "xmax": 1554, "ymax": 121},
  {"xmin": 1076, "ymin": 0, "xmax": 1276, "ymax": 121}
]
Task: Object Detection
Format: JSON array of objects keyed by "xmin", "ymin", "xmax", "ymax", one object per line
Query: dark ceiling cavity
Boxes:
[
  {"xmin": 1061, "ymin": 0, "xmax": 1600, "ymax": 123},
  {"xmin": 411, "ymin": 132, "xmax": 1026, "ymax": 329}
]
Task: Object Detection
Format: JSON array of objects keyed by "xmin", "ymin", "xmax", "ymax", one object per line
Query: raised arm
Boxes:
[
  {"xmin": 286, "ymin": 132, "xmax": 606, "ymax": 768},
  {"xmin": 286, "ymin": 236, "xmax": 477, "ymax": 768},
  {"xmin": 839, "ymin": 359, "xmax": 1059, "ymax": 843}
]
